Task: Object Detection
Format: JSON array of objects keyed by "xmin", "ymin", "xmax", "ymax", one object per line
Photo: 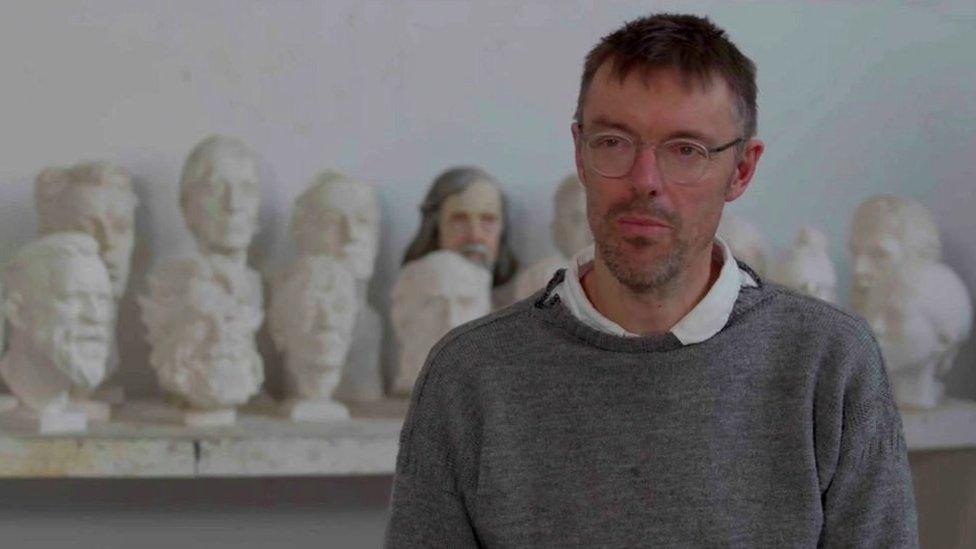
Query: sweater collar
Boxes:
[{"xmin": 549, "ymin": 238, "xmax": 755, "ymax": 344}]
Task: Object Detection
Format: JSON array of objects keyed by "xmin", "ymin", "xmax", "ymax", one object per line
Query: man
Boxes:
[
  {"xmin": 0, "ymin": 233, "xmax": 114, "ymax": 431},
  {"xmin": 386, "ymin": 13, "xmax": 918, "ymax": 548},
  {"xmin": 402, "ymin": 166, "xmax": 518, "ymax": 290}
]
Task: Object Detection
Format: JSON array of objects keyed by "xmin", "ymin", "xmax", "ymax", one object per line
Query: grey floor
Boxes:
[{"xmin": 0, "ymin": 476, "xmax": 393, "ymax": 549}]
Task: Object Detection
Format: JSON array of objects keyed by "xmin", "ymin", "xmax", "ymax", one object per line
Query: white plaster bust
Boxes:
[
  {"xmin": 849, "ymin": 195, "xmax": 969, "ymax": 409},
  {"xmin": 180, "ymin": 135, "xmax": 260, "ymax": 263},
  {"xmin": 271, "ymin": 256, "xmax": 358, "ymax": 420},
  {"xmin": 35, "ymin": 162, "xmax": 137, "ymax": 299},
  {"xmin": 291, "ymin": 171, "xmax": 380, "ymax": 279},
  {"xmin": 717, "ymin": 214, "xmax": 769, "ymax": 276},
  {"xmin": 772, "ymin": 227, "xmax": 837, "ymax": 303},
  {"xmin": 390, "ymin": 250, "xmax": 491, "ymax": 396},
  {"xmin": 291, "ymin": 171, "xmax": 384, "ymax": 403},
  {"xmin": 140, "ymin": 254, "xmax": 264, "ymax": 424},
  {"xmin": 850, "ymin": 195, "xmax": 942, "ymax": 315},
  {"xmin": 514, "ymin": 174, "xmax": 592, "ymax": 301},
  {"xmin": 35, "ymin": 161, "xmax": 138, "ymax": 405},
  {"xmin": 0, "ymin": 233, "xmax": 113, "ymax": 432}
]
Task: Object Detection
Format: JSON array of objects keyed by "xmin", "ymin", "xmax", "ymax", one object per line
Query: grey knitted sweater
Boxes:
[{"xmin": 385, "ymin": 271, "xmax": 919, "ymax": 548}]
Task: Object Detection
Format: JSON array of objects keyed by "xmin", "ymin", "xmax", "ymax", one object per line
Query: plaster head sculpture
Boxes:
[
  {"xmin": 717, "ymin": 214, "xmax": 769, "ymax": 276},
  {"xmin": 180, "ymin": 135, "xmax": 260, "ymax": 260},
  {"xmin": 552, "ymin": 174, "xmax": 593, "ymax": 259},
  {"xmin": 291, "ymin": 171, "xmax": 380, "ymax": 280},
  {"xmin": 870, "ymin": 263, "xmax": 972, "ymax": 409},
  {"xmin": 35, "ymin": 161, "xmax": 137, "ymax": 299},
  {"xmin": 0, "ymin": 233, "xmax": 113, "ymax": 431},
  {"xmin": 513, "ymin": 174, "xmax": 593, "ymax": 301},
  {"xmin": 140, "ymin": 255, "xmax": 264, "ymax": 424},
  {"xmin": 271, "ymin": 256, "xmax": 358, "ymax": 420},
  {"xmin": 390, "ymin": 250, "xmax": 491, "ymax": 396},
  {"xmin": 402, "ymin": 166, "xmax": 518, "ymax": 288},
  {"xmin": 773, "ymin": 227, "xmax": 837, "ymax": 303},
  {"xmin": 848, "ymin": 195, "xmax": 942, "ymax": 314}
]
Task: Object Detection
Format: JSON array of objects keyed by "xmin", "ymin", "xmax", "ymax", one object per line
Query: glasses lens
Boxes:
[
  {"xmin": 587, "ymin": 134, "xmax": 635, "ymax": 177},
  {"xmin": 659, "ymin": 140, "xmax": 708, "ymax": 184}
]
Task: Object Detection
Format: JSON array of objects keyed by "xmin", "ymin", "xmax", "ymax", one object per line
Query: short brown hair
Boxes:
[{"xmin": 575, "ymin": 14, "xmax": 758, "ymax": 138}]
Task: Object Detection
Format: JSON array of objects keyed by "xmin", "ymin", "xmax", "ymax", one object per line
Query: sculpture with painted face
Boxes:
[
  {"xmin": 514, "ymin": 174, "xmax": 593, "ymax": 300},
  {"xmin": 773, "ymin": 227, "xmax": 837, "ymax": 303},
  {"xmin": 849, "ymin": 195, "xmax": 970, "ymax": 409},
  {"xmin": 140, "ymin": 254, "xmax": 264, "ymax": 424},
  {"xmin": 291, "ymin": 171, "xmax": 383, "ymax": 403},
  {"xmin": 403, "ymin": 167, "xmax": 518, "ymax": 289},
  {"xmin": 271, "ymin": 256, "xmax": 358, "ymax": 420},
  {"xmin": 180, "ymin": 135, "xmax": 261, "ymax": 262},
  {"xmin": 0, "ymin": 233, "xmax": 113, "ymax": 432},
  {"xmin": 390, "ymin": 250, "xmax": 491, "ymax": 396},
  {"xmin": 35, "ymin": 162, "xmax": 137, "ymax": 299}
]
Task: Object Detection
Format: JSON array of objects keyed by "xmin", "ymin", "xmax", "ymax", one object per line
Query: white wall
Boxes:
[{"xmin": 0, "ymin": 1, "xmax": 974, "ymax": 547}]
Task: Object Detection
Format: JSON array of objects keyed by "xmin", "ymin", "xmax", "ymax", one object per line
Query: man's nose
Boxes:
[{"xmin": 629, "ymin": 147, "xmax": 666, "ymax": 196}]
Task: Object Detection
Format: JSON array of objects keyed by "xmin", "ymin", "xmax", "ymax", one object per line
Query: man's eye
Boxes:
[{"xmin": 594, "ymin": 136, "xmax": 624, "ymax": 149}]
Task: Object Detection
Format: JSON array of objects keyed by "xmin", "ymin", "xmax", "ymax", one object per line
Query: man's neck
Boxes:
[{"xmin": 580, "ymin": 243, "xmax": 721, "ymax": 336}]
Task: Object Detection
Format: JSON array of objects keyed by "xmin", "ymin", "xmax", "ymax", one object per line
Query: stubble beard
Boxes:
[{"xmin": 594, "ymin": 198, "xmax": 688, "ymax": 295}]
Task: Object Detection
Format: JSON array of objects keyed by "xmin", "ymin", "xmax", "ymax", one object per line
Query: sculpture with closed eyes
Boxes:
[{"xmin": 140, "ymin": 135, "xmax": 264, "ymax": 426}]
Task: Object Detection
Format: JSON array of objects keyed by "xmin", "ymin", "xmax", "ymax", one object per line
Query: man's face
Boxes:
[
  {"xmin": 573, "ymin": 65, "xmax": 760, "ymax": 293},
  {"xmin": 284, "ymin": 281, "xmax": 357, "ymax": 368},
  {"xmin": 22, "ymin": 255, "xmax": 113, "ymax": 389},
  {"xmin": 436, "ymin": 181, "xmax": 503, "ymax": 269},
  {"xmin": 72, "ymin": 186, "xmax": 136, "ymax": 299},
  {"xmin": 298, "ymin": 185, "xmax": 379, "ymax": 280},
  {"xmin": 188, "ymin": 155, "xmax": 260, "ymax": 255}
]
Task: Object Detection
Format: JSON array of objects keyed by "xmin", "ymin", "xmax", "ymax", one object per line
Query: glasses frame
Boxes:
[{"xmin": 577, "ymin": 125, "xmax": 743, "ymax": 184}]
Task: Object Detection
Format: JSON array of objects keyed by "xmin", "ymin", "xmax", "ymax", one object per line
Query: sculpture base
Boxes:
[
  {"xmin": 893, "ymin": 374, "xmax": 944, "ymax": 410},
  {"xmin": 184, "ymin": 408, "xmax": 237, "ymax": 427},
  {"xmin": 73, "ymin": 399, "xmax": 112, "ymax": 423},
  {"xmin": 2, "ymin": 405, "xmax": 90, "ymax": 434},
  {"xmin": 39, "ymin": 406, "xmax": 88, "ymax": 434},
  {"xmin": 282, "ymin": 398, "xmax": 350, "ymax": 422}
]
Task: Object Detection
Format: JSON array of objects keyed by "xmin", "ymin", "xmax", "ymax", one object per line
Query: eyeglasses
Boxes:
[{"xmin": 579, "ymin": 129, "xmax": 742, "ymax": 185}]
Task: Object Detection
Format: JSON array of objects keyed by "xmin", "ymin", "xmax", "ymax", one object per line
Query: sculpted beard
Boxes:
[{"xmin": 593, "ymin": 197, "xmax": 686, "ymax": 294}]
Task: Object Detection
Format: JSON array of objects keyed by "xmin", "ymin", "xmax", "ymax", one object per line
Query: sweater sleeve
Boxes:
[
  {"xmin": 817, "ymin": 330, "xmax": 919, "ymax": 548},
  {"xmin": 385, "ymin": 345, "xmax": 481, "ymax": 548}
]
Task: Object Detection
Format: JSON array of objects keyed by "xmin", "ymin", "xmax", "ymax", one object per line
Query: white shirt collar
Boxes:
[{"xmin": 551, "ymin": 237, "xmax": 756, "ymax": 344}]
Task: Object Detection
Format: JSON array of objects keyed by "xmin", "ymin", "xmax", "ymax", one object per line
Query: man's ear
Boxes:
[
  {"xmin": 725, "ymin": 138, "xmax": 765, "ymax": 203},
  {"xmin": 571, "ymin": 123, "xmax": 587, "ymax": 187},
  {"xmin": 2, "ymin": 292, "xmax": 26, "ymax": 331}
]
